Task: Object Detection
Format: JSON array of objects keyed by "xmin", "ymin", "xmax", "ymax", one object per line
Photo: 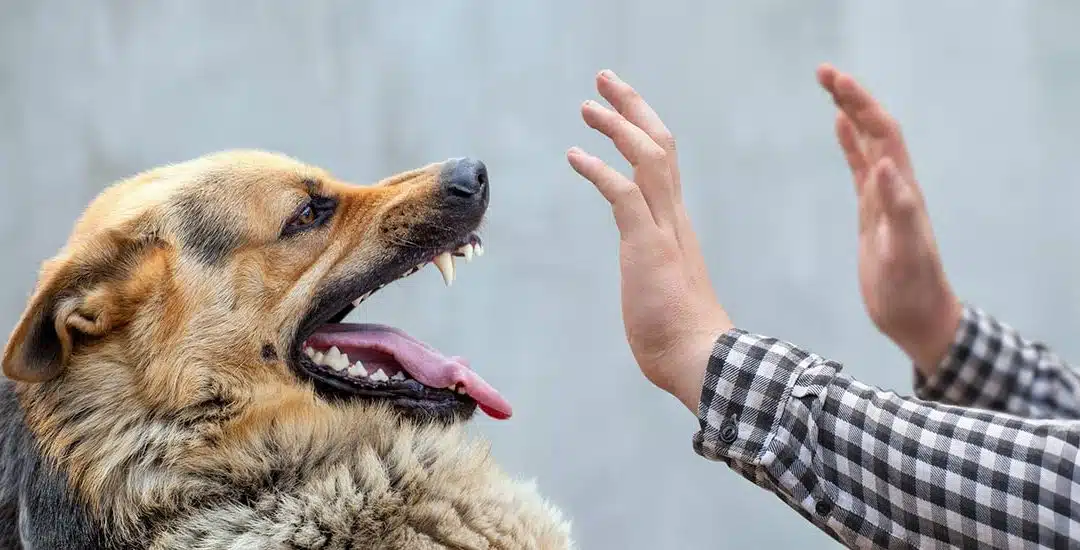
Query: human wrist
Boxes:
[
  {"xmin": 667, "ymin": 324, "xmax": 733, "ymax": 415},
  {"xmin": 902, "ymin": 295, "xmax": 963, "ymax": 377}
]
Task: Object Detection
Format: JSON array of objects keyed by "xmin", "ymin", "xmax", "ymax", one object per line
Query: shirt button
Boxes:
[
  {"xmin": 718, "ymin": 419, "xmax": 738, "ymax": 444},
  {"xmin": 815, "ymin": 500, "xmax": 832, "ymax": 515}
]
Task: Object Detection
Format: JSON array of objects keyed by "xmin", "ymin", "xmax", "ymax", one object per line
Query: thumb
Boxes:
[{"xmin": 874, "ymin": 157, "xmax": 919, "ymax": 223}]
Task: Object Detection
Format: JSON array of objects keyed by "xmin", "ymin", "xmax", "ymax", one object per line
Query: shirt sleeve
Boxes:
[
  {"xmin": 914, "ymin": 303, "xmax": 1080, "ymax": 420},
  {"xmin": 692, "ymin": 328, "xmax": 1080, "ymax": 549}
]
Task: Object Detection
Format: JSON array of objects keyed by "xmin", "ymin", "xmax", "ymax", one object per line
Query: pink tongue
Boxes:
[{"xmin": 305, "ymin": 323, "xmax": 512, "ymax": 420}]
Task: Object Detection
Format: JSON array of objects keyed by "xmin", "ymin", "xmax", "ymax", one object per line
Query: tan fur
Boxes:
[{"xmin": 2, "ymin": 150, "xmax": 573, "ymax": 549}]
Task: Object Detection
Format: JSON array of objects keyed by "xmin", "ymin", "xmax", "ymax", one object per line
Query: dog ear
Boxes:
[{"xmin": 2, "ymin": 229, "xmax": 164, "ymax": 383}]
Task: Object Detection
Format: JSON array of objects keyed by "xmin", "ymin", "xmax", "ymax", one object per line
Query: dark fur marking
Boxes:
[
  {"xmin": 61, "ymin": 435, "xmax": 88, "ymax": 461},
  {"xmin": 172, "ymin": 388, "xmax": 238, "ymax": 434},
  {"xmin": 418, "ymin": 446, "xmax": 438, "ymax": 470},
  {"xmin": 0, "ymin": 499, "xmax": 18, "ymax": 550},
  {"xmin": 0, "ymin": 381, "xmax": 109, "ymax": 549},
  {"xmin": 17, "ymin": 301, "xmax": 62, "ymax": 379},
  {"xmin": 192, "ymin": 391, "xmax": 231, "ymax": 413},
  {"xmin": 261, "ymin": 343, "xmax": 278, "ymax": 361},
  {"xmin": 172, "ymin": 191, "xmax": 243, "ymax": 265},
  {"xmin": 61, "ymin": 404, "xmax": 95, "ymax": 426}
]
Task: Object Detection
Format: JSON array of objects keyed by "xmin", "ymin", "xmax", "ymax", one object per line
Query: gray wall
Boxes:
[{"xmin": 3, "ymin": 1, "xmax": 1080, "ymax": 548}]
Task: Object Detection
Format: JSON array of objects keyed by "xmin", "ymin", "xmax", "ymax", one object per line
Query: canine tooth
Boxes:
[
  {"xmin": 304, "ymin": 347, "xmax": 316, "ymax": 358},
  {"xmin": 474, "ymin": 243, "xmax": 484, "ymax": 257},
  {"xmin": 391, "ymin": 372, "xmax": 406, "ymax": 381},
  {"xmin": 370, "ymin": 369, "xmax": 389, "ymax": 382},
  {"xmin": 456, "ymin": 386, "xmax": 466, "ymax": 394},
  {"xmin": 433, "ymin": 251, "xmax": 455, "ymax": 286},
  {"xmin": 347, "ymin": 362, "xmax": 367, "ymax": 377},
  {"xmin": 313, "ymin": 351, "xmax": 325, "ymax": 364}
]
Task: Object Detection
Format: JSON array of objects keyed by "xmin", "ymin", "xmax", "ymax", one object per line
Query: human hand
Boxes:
[
  {"xmin": 816, "ymin": 64, "xmax": 962, "ymax": 375},
  {"xmin": 567, "ymin": 70, "xmax": 733, "ymax": 414}
]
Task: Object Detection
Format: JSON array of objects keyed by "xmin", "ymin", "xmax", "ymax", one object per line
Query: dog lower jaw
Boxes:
[
  {"xmin": 292, "ymin": 334, "xmax": 483, "ymax": 422},
  {"xmin": 301, "ymin": 360, "xmax": 478, "ymax": 424},
  {"xmin": 299, "ymin": 323, "xmax": 512, "ymax": 420}
]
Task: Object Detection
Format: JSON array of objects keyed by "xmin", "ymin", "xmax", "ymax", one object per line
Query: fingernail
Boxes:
[
  {"xmin": 600, "ymin": 69, "xmax": 621, "ymax": 83},
  {"xmin": 568, "ymin": 146, "xmax": 583, "ymax": 157}
]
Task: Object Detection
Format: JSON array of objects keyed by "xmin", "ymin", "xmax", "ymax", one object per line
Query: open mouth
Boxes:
[{"xmin": 289, "ymin": 235, "xmax": 512, "ymax": 422}]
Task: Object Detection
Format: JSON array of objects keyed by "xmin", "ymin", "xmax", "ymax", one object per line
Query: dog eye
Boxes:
[
  {"xmin": 294, "ymin": 205, "xmax": 317, "ymax": 226},
  {"xmin": 282, "ymin": 197, "xmax": 335, "ymax": 237}
]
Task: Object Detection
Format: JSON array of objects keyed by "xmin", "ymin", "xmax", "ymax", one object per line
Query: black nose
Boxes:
[{"xmin": 440, "ymin": 158, "xmax": 488, "ymax": 201}]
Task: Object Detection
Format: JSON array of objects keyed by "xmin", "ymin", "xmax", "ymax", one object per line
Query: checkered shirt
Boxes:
[{"xmin": 692, "ymin": 304, "xmax": 1080, "ymax": 549}]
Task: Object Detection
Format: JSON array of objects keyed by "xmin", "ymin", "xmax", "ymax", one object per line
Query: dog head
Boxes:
[{"xmin": 2, "ymin": 150, "xmax": 511, "ymax": 426}]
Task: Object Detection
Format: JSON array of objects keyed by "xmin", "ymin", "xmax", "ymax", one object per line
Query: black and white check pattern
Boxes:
[
  {"xmin": 914, "ymin": 304, "xmax": 1080, "ymax": 420},
  {"xmin": 692, "ymin": 304, "xmax": 1080, "ymax": 548}
]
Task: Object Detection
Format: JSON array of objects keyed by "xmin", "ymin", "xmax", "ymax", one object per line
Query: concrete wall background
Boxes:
[{"xmin": 3, "ymin": 1, "xmax": 1080, "ymax": 547}]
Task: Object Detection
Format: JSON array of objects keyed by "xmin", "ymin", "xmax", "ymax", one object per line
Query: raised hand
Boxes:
[
  {"xmin": 567, "ymin": 70, "xmax": 732, "ymax": 413},
  {"xmin": 817, "ymin": 64, "xmax": 962, "ymax": 374}
]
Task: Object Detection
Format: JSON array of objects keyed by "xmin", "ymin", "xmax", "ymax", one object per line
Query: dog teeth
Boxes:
[
  {"xmin": 433, "ymin": 251, "xmax": 455, "ymax": 286},
  {"xmin": 349, "ymin": 245, "xmax": 479, "ymax": 300},
  {"xmin": 349, "ymin": 245, "xmax": 479, "ymax": 304},
  {"xmin": 347, "ymin": 362, "xmax": 367, "ymax": 377},
  {"xmin": 352, "ymin": 290, "xmax": 373, "ymax": 308},
  {"xmin": 456, "ymin": 385, "xmax": 466, "ymax": 394},
  {"xmin": 325, "ymin": 346, "xmax": 340, "ymax": 361},
  {"xmin": 456, "ymin": 243, "xmax": 474, "ymax": 262},
  {"xmin": 306, "ymin": 346, "xmax": 413, "ymax": 384},
  {"xmin": 325, "ymin": 347, "xmax": 349, "ymax": 371}
]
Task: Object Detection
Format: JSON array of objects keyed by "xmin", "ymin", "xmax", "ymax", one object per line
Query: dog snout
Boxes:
[{"xmin": 440, "ymin": 158, "xmax": 488, "ymax": 202}]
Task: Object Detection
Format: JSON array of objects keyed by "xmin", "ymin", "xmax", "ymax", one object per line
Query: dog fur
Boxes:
[{"xmin": 0, "ymin": 151, "xmax": 573, "ymax": 549}]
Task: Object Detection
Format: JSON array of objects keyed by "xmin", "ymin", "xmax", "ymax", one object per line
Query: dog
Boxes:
[{"xmin": 0, "ymin": 151, "xmax": 573, "ymax": 549}]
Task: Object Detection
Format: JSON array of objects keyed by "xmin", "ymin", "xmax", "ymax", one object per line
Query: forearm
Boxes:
[
  {"xmin": 916, "ymin": 303, "xmax": 1080, "ymax": 419},
  {"xmin": 694, "ymin": 329, "xmax": 1080, "ymax": 549}
]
